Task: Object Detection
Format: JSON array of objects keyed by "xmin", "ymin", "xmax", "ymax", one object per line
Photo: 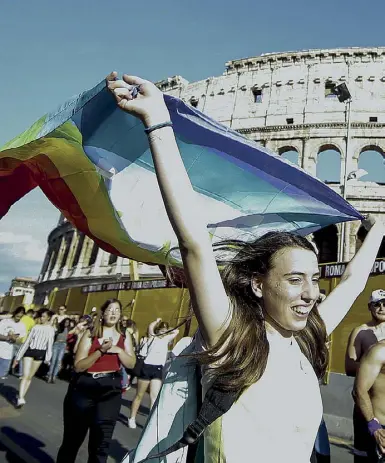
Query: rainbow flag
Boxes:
[{"xmin": 0, "ymin": 79, "xmax": 362, "ymax": 266}]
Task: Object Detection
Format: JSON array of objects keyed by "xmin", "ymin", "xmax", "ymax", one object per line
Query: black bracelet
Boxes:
[{"xmin": 144, "ymin": 121, "xmax": 173, "ymax": 135}]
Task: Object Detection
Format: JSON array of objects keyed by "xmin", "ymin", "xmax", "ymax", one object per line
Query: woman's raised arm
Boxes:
[
  {"xmin": 318, "ymin": 215, "xmax": 385, "ymax": 335},
  {"xmin": 107, "ymin": 73, "xmax": 230, "ymax": 347}
]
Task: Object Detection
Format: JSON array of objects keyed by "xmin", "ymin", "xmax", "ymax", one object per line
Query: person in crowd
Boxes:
[
  {"xmin": 107, "ymin": 72, "xmax": 385, "ymax": 461},
  {"xmin": 46, "ymin": 318, "xmax": 72, "ymax": 383},
  {"xmin": 51, "ymin": 305, "xmax": 68, "ymax": 329},
  {"xmin": 121, "ymin": 319, "xmax": 139, "ymax": 391},
  {"xmin": 121, "ymin": 315, "xmax": 129, "ymax": 331},
  {"xmin": 56, "ymin": 299, "xmax": 135, "ymax": 463},
  {"xmin": 355, "ymin": 340, "xmax": 385, "ymax": 462},
  {"xmin": 13, "ymin": 309, "xmax": 55, "ymax": 407},
  {"xmin": 346, "ymin": 289, "xmax": 385, "ymax": 461},
  {"xmin": 0, "ymin": 307, "xmax": 26, "ymax": 380},
  {"xmin": 128, "ymin": 318, "xmax": 179, "ymax": 429},
  {"xmin": 61, "ymin": 318, "xmax": 89, "ymax": 375},
  {"xmin": 12, "ymin": 309, "xmax": 37, "ymax": 378}
]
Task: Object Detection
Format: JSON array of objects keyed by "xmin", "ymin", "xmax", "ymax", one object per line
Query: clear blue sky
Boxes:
[{"xmin": 1, "ymin": 0, "xmax": 385, "ymax": 293}]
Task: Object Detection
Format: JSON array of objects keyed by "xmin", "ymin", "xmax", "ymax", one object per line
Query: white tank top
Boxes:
[{"xmin": 200, "ymin": 329, "xmax": 323, "ymax": 463}]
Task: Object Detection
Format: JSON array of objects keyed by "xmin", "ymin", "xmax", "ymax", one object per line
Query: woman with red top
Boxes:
[{"xmin": 56, "ymin": 299, "xmax": 135, "ymax": 463}]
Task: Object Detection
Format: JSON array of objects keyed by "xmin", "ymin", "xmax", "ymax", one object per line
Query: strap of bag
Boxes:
[{"xmin": 136, "ymin": 371, "xmax": 238, "ymax": 463}]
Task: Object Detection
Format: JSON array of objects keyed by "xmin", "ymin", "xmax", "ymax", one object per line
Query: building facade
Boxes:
[
  {"xmin": 8, "ymin": 277, "xmax": 37, "ymax": 305},
  {"xmin": 35, "ymin": 47, "xmax": 385, "ymax": 303}
]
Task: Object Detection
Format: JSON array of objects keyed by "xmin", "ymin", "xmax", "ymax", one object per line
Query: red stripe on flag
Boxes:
[{"xmin": 0, "ymin": 155, "xmax": 123, "ymax": 256}]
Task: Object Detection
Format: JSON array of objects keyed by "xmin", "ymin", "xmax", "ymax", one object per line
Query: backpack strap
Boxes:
[{"xmin": 136, "ymin": 373, "xmax": 238, "ymax": 462}]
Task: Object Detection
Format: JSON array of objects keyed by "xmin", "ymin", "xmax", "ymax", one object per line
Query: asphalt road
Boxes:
[{"xmin": 0, "ymin": 374, "xmax": 355, "ymax": 462}]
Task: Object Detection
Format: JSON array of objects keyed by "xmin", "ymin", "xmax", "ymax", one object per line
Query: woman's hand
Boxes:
[
  {"xmin": 12, "ymin": 360, "xmax": 18, "ymax": 369},
  {"xmin": 107, "ymin": 345, "xmax": 123, "ymax": 354},
  {"xmin": 363, "ymin": 214, "xmax": 378, "ymax": 232},
  {"xmin": 106, "ymin": 72, "xmax": 170, "ymax": 128},
  {"xmin": 99, "ymin": 339, "xmax": 113, "ymax": 354}
]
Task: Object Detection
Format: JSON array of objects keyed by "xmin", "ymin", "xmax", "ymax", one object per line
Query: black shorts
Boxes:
[
  {"xmin": 139, "ymin": 364, "xmax": 163, "ymax": 381},
  {"xmin": 24, "ymin": 349, "xmax": 46, "ymax": 361}
]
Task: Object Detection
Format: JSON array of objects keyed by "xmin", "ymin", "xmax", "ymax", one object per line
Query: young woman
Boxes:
[
  {"xmin": 56, "ymin": 298, "xmax": 135, "ymax": 463},
  {"xmin": 128, "ymin": 318, "xmax": 179, "ymax": 429},
  {"xmin": 13, "ymin": 309, "xmax": 55, "ymax": 407},
  {"xmin": 107, "ymin": 73, "xmax": 385, "ymax": 462},
  {"xmin": 46, "ymin": 317, "xmax": 71, "ymax": 383}
]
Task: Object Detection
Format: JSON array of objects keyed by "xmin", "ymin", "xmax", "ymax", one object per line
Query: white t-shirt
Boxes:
[
  {"xmin": 197, "ymin": 329, "xmax": 323, "ymax": 463},
  {"xmin": 0, "ymin": 319, "xmax": 27, "ymax": 360},
  {"xmin": 143, "ymin": 336, "xmax": 174, "ymax": 367}
]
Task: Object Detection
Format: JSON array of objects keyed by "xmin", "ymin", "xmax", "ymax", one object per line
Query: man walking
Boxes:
[
  {"xmin": 346, "ymin": 289, "xmax": 385, "ymax": 461},
  {"xmin": 355, "ymin": 340, "xmax": 385, "ymax": 462}
]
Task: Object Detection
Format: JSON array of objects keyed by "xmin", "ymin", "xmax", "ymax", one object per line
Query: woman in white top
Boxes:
[
  {"xmin": 107, "ymin": 73, "xmax": 384, "ymax": 462},
  {"xmin": 128, "ymin": 319, "xmax": 178, "ymax": 429},
  {"xmin": 13, "ymin": 309, "xmax": 55, "ymax": 407}
]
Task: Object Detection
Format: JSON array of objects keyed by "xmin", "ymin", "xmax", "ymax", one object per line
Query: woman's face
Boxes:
[
  {"xmin": 64, "ymin": 319, "xmax": 70, "ymax": 327},
  {"xmin": 103, "ymin": 302, "xmax": 121, "ymax": 326},
  {"xmin": 253, "ymin": 247, "xmax": 320, "ymax": 333}
]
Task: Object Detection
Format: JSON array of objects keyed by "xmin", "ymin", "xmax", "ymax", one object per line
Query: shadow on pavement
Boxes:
[
  {"xmin": 0, "ymin": 426, "xmax": 54, "ymax": 462},
  {"xmin": 331, "ymin": 441, "xmax": 354, "ymax": 455},
  {"xmin": 109, "ymin": 438, "xmax": 131, "ymax": 462},
  {"xmin": 0, "ymin": 383, "xmax": 18, "ymax": 406}
]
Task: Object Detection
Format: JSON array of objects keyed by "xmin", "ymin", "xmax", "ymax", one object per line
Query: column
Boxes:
[
  {"xmin": 74, "ymin": 236, "xmax": 92, "ymax": 277},
  {"xmin": 60, "ymin": 231, "xmax": 78, "ymax": 279},
  {"xmin": 348, "ymin": 221, "xmax": 361, "ymax": 261},
  {"xmin": 91, "ymin": 247, "xmax": 105, "ymax": 275},
  {"xmin": 50, "ymin": 236, "xmax": 67, "ymax": 280},
  {"xmin": 115, "ymin": 256, "xmax": 124, "ymax": 275},
  {"xmin": 302, "ymin": 138, "xmax": 317, "ymax": 176}
]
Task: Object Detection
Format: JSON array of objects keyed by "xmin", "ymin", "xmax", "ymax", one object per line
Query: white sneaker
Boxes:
[
  {"xmin": 128, "ymin": 418, "xmax": 137, "ymax": 429},
  {"xmin": 16, "ymin": 398, "xmax": 26, "ymax": 408}
]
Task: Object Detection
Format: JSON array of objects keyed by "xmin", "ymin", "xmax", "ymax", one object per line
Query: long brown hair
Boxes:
[
  {"xmin": 182, "ymin": 232, "xmax": 329, "ymax": 395},
  {"xmin": 91, "ymin": 299, "xmax": 122, "ymax": 339}
]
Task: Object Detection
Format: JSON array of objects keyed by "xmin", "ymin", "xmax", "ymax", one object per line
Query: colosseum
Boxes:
[{"xmin": 34, "ymin": 46, "xmax": 385, "ymax": 304}]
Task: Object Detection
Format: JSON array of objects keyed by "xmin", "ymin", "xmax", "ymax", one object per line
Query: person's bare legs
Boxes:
[
  {"xmin": 130, "ymin": 379, "xmax": 150, "ymax": 421},
  {"xmin": 149, "ymin": 379, "xmax": 162, "ymax": 408},
  {"xmin": 19, "ymin": 358, "xmax": 42, "ymax": 401}
]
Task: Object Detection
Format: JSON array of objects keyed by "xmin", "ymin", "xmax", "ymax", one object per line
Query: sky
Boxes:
[{"xmin": 1, "ymin": 0, "xmax": 385, "ymax": 293}]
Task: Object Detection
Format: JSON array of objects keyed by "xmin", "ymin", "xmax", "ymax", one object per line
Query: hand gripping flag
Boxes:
[{"xmin": 0, "ymin": 79, "xmax": 362, "ymax": 266}]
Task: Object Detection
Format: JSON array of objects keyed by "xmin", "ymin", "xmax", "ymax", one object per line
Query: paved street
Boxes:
[{"xmin": 0, "ymin": 374, "xmax": 355, "ymax": 462}]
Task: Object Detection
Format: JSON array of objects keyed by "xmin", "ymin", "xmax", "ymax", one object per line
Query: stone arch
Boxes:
[
  {"xmin": 353, "ymin": 143, "xmax": 385, "ymax": 162},
  {"xmin": 316, "ymin": 144, "xmax": 342, "ymax": 184},
  {"xmin": 356, "ymin": 225, "xmax": 385, "ymax": 258},
  {"xmin": 357, "ymin": 145, "xmax": 385, "ymax": 184},
  {"xmin": 313, "ymin": 224, "xmax": 338, "ymax": 264},
  {"xmin": 72, "ymin": 233, "xmax": 85, "ymax": 268},
  {"xmin": 88, "ymin": 242, "xmax": 99, "ymax": 266},
  {"xmin": 277, "ymin": 146, "xmax": 299, "ymax": 165},
  {"xmin": 108, "ymin": 253, "xmax": 118, "ymax": 265}
]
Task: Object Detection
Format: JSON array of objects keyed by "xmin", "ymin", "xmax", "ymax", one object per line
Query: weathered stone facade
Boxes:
[
  {"xmin": 159, "ymin": 47, "xmax": 385, "ymax": 262},
  {"xmin": 35, "ymin": 47, "xmax": 385, "ymax": 303}
]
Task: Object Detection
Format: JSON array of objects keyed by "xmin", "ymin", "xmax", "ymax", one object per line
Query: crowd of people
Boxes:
[{"xmin": 0, "ymin": 301, "xmax": 179, "ymax": 462}]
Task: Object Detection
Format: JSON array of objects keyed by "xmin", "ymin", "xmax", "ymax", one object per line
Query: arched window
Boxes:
[
  {"xmin": 72, "ymin": 233, "xmax": 85, "ymax": 268},
  {"xmin": 358, "ymin": 147, "xmax": 385, "ymax": 184},
  {"xmin": 316, "ymin": 146, "xmax": 341, "ymax": 183},
  {"xmin": 108, "ymin": 253, "xmax": 118, "ymax": 265},
  {"xmin": 356, "ymin": 226, "xmax": 385, "ymax": 258},
  {"xmin": 88, "ymin": 242, "xmax": 99, "ymax": 266},
  {"xmin": 60, "ymin": 232, "xmax": 74, "ymax": 269},
  {"xmin": 313, "ymin": 225, "xmax": 338, "ymax": 264},
  {"xmin": 279, "ymin": 147, "xmax": 299, "ymax": 166}
]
